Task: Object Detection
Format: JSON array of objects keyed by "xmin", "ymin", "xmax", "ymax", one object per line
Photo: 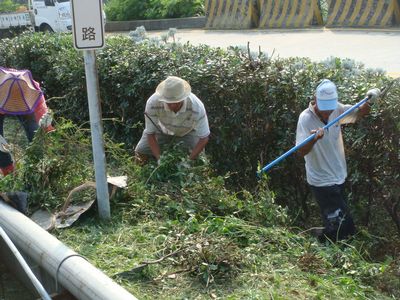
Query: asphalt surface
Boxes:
[{"xmin": 138, "ymin": 28, "xmax": 400, "ymax": 78}]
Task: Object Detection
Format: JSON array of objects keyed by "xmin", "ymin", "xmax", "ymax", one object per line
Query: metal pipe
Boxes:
[
  {"xmin": 258, "ymin": 96, "xmax": 370, "ymax": 176},
  {"xmin": 0, "ymin": 226, "xmax": 52, "ymax": 300},
  {"xmin": 0, "ymin": 202, "xmax": 138, "ymax": 300}
]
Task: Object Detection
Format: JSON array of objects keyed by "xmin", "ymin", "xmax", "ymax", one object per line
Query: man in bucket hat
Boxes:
[
  {"xmin": 0, "ymin": 67, "xmax": 54, "ymax": 176},
  {"xmin": 296, "ymin": 79, "xmax": 380, "ymax": 242},
  {"xmin": 135, "ymin": 76, "xmax": 210, "ymax": 164}
]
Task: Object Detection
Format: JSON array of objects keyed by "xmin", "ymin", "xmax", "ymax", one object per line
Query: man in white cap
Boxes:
[
  {"xmin": 135, "ymin": 76, "xmax": 210, "ymax": 164},
  {"xmin": 296, "ymin": 79, "xmax": 380, "ymax": 241}
]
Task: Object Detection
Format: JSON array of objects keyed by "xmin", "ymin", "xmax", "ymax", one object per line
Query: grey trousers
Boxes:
[{"xmin": 135, "ymin": 132, "xmax": 200, "ymax": 157}]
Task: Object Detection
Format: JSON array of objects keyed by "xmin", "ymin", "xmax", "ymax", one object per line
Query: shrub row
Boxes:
[
  {"xmin": 0, "ymin": 32, "xmax": 398, "ymax": 237},
  {"xmin": 0, "ymin": 0, "xmax": 19, "ymax": 13},
  {"xmin": 104, "ymin": 0, "xmax": 204, "ymax": 21}
]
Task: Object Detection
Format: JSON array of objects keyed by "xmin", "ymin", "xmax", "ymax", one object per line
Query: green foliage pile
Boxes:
[
  {"xmin": 104, "ymin": 0, "xmax": 204, "ymax": 21},
  {"xmin": 124, "ymin": 145, "xmax": 287, "ymax": 227},
  {"xmin": 57, "ymin": 213, "xmax": 400, "ymax": 299},
  {"xmin": 3, "ymin": 118, "xmax": 397, "ymax": 299},
  {"xmin": 0, "ymin": 119, "xmax": 94, "ymax": 210},
  {"xmin": 0, "ymin": 117, "xmax": 286, "ymax": 226},
  {"xmin": 0, "ymin": 33, "xmax": 399, "ymax": 240},
  {"xmin": 52, "ymin": 141, "xmax": 399, "ymax": 299},
  {"xmin": 0, "ymin": 67, "xmax": 400, "ymax": 299}
]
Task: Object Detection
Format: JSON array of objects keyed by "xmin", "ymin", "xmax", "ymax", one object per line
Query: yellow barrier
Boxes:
[
  {"xmin": 205, "ymin": 0, "xmax": 259, "ymax": 29},
  {"xmin": 258, "ymin": 0, "xmax": 323, "ymax": 28},
  {"xmin": 395, "ymin": 0, "xmax": 400, "ymax": 24},
  {"xmin": 326, "ymin": 0, "xmax": 400, "ymax": 27}
]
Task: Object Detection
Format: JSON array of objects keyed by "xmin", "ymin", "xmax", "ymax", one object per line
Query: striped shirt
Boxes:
[{"xmin": 144, "ymin": 93, "xmax": 210, "ymax": 138}]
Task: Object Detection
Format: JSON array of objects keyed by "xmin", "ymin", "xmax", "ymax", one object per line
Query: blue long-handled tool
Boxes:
[{"xmin": 257, "ymin": 95, "xmax": 371, "ymax": 177}]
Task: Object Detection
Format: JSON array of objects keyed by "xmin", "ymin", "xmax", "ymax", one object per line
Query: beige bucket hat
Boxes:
[
  {"xmin": 0, "ymin": 67, "xmax": 43, "ymax": 115},
  {"xmin": 156, "ymin": 76, "xmax": 191, "ymax": 103}
]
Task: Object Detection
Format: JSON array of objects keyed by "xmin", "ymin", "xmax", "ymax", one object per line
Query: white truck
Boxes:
[{"xmin": 0, "ymin": 0, "xmax": 72, "ymax": 33}]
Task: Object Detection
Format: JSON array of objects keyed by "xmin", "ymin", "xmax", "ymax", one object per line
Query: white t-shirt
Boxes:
[
  {"xmin": 296, "ymin": 102, "xmax": 358, "ymax": 187},
  {"xmin": 144, "ymin": 93, "xmax": 210, "ymax": 138}
]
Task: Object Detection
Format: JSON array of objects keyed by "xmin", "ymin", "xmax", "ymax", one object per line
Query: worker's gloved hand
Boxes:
[
  {"xmin": 178, "ymin": 160, "xmax": 191, "ymax": 169},
  {"xmin": 0, "ymin": 135, "xmax": 10, "ymax": 153},
  {"xmin": 366, "ymin": 88, "xmax": 381, "ymax": 104},
  {"xmin": 39, "ymin": 112, "xmax": 53, "ymax": 129}
]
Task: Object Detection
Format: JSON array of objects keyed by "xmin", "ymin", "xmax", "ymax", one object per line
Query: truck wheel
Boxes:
[{"xmin": 41, "ymin": 24, "xmax": 53, "ymax": 33}]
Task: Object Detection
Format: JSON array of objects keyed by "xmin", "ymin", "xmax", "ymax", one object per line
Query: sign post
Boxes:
[{"xmin": 71, "ymin": 0, "xmax": 110, "ymax": 220}]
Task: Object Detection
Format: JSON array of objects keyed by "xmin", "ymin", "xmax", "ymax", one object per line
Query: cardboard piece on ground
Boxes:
[
  {"xmin": 31, "ymin": 176, "xmax": 127, "ymax": 230},
  {"xmin": 30, "ymin": 209, "xmax": 55, "ymax": 231},
  {"xmin": 55, "ymin": 199, "xmax": 96, "ymax": 229}
]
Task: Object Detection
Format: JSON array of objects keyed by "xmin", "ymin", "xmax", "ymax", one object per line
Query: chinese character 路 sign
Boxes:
[{"xmin": 71, "ymin": 0, "xmax": 105, "ymax": 50}]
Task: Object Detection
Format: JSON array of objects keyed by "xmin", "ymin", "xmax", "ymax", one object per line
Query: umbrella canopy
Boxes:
[{"xmin": 0, "ymin": 67, "xmax": 43, "ymax": 115}]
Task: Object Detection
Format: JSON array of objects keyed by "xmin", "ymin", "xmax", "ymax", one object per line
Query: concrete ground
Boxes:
[
  {"xmin": 136, "ymin": 28, "xmax": 400, "ymax": 78},
  {"xmin": 0, "ymin": 261, "xmax": 33, "ymax": 300}
]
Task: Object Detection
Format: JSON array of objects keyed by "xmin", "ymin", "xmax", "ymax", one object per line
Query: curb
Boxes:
[
  {"xmin": 105, "ymin": 16, "xmax": 206, "ymax": 32},
  {"xmin": 388, "ymin": 72, "xmax": 400, "ymax": 78}
]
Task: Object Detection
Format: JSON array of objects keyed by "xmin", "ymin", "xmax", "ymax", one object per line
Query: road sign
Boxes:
[
  {"xmin": 71, "ymin": 0, "xmax": 105, "ymax": 50},
  {"xmin": 70, "ymin": 0, "xmax": 110, "ymax": 219}
]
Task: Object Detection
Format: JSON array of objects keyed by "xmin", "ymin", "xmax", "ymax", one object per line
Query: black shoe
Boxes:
[
  {"xmin": 310, "ymin": 228, "xmax": 324, "ymax": 238},
  {"xmin": 6, "ymin": 192, "xmax": 28, "ymax": 214}
]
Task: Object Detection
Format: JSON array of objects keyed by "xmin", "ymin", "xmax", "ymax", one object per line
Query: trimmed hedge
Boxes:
[
  {"xmin": 0, "ymin": 0, "xmax": 19, "ymax": 13},
  {"xmin": 0, "ymin": 32, "xmax": 399, "ymax": 237},
  {"xmin": 104, "ymin": 0, "xmax": 204, "ymax": 21}
]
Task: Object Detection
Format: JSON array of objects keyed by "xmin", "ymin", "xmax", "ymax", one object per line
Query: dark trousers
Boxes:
[
  {"xmin": 0, "ymin": 114, "xmax": 38, "ymax": 168},
  {"xmin": 310, "ymin": 183, "xmax": 356, "ymax": 241}
]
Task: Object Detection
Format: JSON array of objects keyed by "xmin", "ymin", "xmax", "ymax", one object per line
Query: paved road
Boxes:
[{"xmin": 141, "ymin": 28, "xmax": 400, "ymax": 77}]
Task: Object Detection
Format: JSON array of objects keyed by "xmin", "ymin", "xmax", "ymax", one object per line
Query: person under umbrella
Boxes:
[{"xmin": 0, "ymin": 67, "xmax": 54, "ymax": 176}]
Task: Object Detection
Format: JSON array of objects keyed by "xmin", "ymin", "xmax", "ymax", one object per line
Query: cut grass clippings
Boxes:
[
  {"xmin": 1, "ymin": 118, "xmax": 399, "ymax": 299},
  {"xmin": 54, "ymin": 213, "xmax": 395, "ymax": 300}
]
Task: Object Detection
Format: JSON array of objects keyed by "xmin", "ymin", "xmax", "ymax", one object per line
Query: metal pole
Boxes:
[
  {"xmin": 0, "ymin": 226, "xmax": 52, "ymax": 300},
  {"xmin": 258, "ymin": 96, "xmax": 370, "ymax": 176},
  {"xmin": 0, "ymin": 203, "xmax": 138, "ymax": 300},
  {"xmin": 83, "ymin": 49, "xmax": 110, "ymax": 219}
]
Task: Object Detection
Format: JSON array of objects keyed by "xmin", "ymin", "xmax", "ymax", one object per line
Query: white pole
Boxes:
[
  {"xmin": 83, "ymin": 49, "xmax": 110, "ymax": 220},
  {"xmin": 0, "ymin": 203, "xmax": 138, "ymax": 300}
]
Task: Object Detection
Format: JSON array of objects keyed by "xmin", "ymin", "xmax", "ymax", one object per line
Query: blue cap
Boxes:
[{"xmin": 316, "ymin": 79, "xmax": 338, "ymax": 111}]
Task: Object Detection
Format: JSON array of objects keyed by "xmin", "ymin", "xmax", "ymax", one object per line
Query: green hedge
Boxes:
[
  {"xmin": 104, "ymin": 0, "xmax": 204, "ymax": 21},
  {"xmin": 0, "ymin": 0, "xmax": 19, "ymax": 13},
  {"xmin": 0, "ymin": 33, "xmax": 398, "ymax": 237}
]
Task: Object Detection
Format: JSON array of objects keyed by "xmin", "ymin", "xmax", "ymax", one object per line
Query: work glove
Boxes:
[
  {"xmin": 366, "ymin": 88, "xmax": 381, "ymax": 104},
  {"xmin": 177, "ymin": 159, "xmax": 191, "ymax": 169},
  {"xmin": 38, "ymin": 112, "xmax": 53, "ymax": 130},
  {"xmin": 0, "ymin": 135, "xmax": 10, "ymax": 153}
]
